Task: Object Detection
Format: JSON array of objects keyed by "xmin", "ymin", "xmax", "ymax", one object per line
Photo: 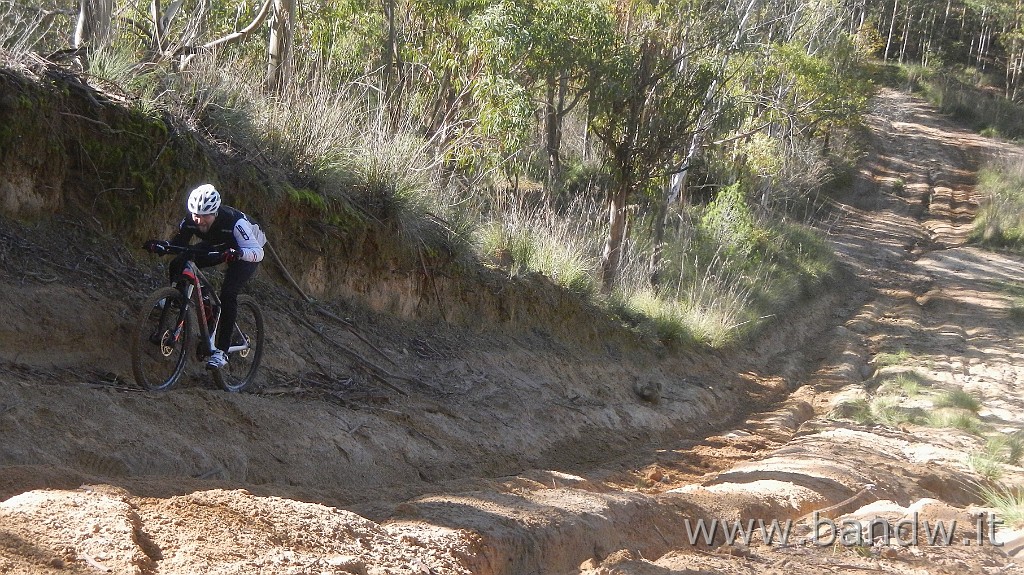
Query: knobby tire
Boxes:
[
  {"xmin": 212, "ymin": 294, "xmax": 264, "ymax": 393},
  {"xmin": 131, "ymin": 287, "xmax": 193, "ymax": 391}
]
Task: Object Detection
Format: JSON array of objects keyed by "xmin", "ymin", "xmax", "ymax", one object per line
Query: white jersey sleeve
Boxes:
[{"xmin": 232, "ymin": 218, "xmax": 265, "ymax": 263}]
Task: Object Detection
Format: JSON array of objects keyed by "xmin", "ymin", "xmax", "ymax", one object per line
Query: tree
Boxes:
[
  {"xmin": 73, "ymin": 0, "xmax": 114, "ymax": 55},
  {"xmin": 267, "ymin": 0, "xmax": 295, "ymax": 94},
  {"xmin": 589, "ymin": 2, "xmax": 714, "ymax": 291},
  {"xmin": 469, "ymin": 0, "xmax": 613, "ymax": 194}
]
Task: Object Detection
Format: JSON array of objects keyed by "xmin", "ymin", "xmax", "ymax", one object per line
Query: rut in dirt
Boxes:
[{"xmin": 386, "ymin": 88, "xmax": 1024, "ymax": 575}]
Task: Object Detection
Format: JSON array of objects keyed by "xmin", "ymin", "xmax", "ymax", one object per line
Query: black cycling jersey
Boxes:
[{"xmin": 170, "ymin": 206, "xmax": 265, "ymax": 263}]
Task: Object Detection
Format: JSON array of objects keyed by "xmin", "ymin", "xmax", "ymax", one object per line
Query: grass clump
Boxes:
[
  {"xmin": 926, "ymin": 409, "xmax": 985, "ymax": 435},
  {"xmin": 968, "ymin": 452, "xmax": 1005, "ymax": 481},
  {"xmin": 933, "ymin": 389, "xmax": 982, "ymax": 413},
  {"xmin": 868, "ymin": 396, "xmax": 922, "ymax": 426},
  {"xmin": 979, "ymin": 483, "xmax": 1024, "ymax": 529},
  {"xmin": 983, "ymin": 433, "xmax": 1024, "ymax": 466},
  {"xmin": 873, "ymin": 349, "xmax": 912, "ymax": 368},
  {"xmin": 970, "ymin": 158, "xmax": 1024, "ymax": 251},
  {"xmin": 831, "ymin": 396, "xmax": 923, "ymax": 427},
  {"xmin": 875, "ymin": 372, "xmax": 924, "ymax": 397},
  {"xmin": 476, "ymin": 218, "xmax": 597, "ymax": 296}
]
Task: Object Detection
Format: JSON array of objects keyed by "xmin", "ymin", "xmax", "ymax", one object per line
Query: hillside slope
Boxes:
[
  {"xmin": 0, "ymin": 62, "xmax": 842, "ymax": 506},
  {"xmin": 1, "ymin": 65, "xmax": 1023, "ymax": 574}
]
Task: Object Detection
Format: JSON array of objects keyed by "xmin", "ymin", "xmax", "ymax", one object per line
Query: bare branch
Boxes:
[{"xmin": 178, "ymin": 0, "xmax": 274, "ymax": 69}]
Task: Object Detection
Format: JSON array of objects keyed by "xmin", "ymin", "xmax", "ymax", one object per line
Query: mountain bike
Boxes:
[{"xmin": 131, "ymin": 245, "xmax": 264, "ymax": 392}]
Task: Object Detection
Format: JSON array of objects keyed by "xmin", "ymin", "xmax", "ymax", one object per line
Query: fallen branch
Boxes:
[
  {"xmin": 288, "ymin": 310, "xmax": 411, "ymax": 396},
  {"xmin": 266, "ymin": 240, "xmax": 312, "ymax": 302},
  {"xmin": 267, "ymin": 238, "xmax": 397, "ymax": 366},
  {"xmin": 311, "ymin": 304, "xmax": 396, "ymax": 366}
]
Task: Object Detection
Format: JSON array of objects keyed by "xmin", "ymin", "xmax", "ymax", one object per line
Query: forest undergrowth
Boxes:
[{"xmin": 5, "ymin": 0, "xmax": 1024, "ymax": 348}]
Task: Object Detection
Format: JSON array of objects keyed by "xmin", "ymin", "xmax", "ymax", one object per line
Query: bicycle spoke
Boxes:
[
  {"xmin": 213, "ymin": 296, "xmax": 264, "ymax": 393},
  {"xmin": 132, "ymin": 288, "xmax": 193, "ymax": 391}
]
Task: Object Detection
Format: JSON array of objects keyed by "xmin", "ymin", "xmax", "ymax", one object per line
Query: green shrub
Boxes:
[{"xmin": 699, "ymin": 183, "xmax": 763, "ymax": 261}]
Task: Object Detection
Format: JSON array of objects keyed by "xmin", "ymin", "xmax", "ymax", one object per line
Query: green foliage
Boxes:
[
  {"xmin": 971, "ymin": 158, "xmax": 1024, "ymax": 251},
  {"xmin": 699, "ymin": 183, "xmax": 763, "ymax": 260},
  {"xmin": 854, "ymin": 21, "xmax": 886, "ymax": 58},
  {"xmin": 769, "ymin": 41, "xmax": 872, "ymax": 135}
]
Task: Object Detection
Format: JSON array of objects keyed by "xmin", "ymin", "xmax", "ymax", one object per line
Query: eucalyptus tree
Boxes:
[
  {"xmin": 62, "ymin": 0, "xmax": 287, "ymax": 89},
  {"xmin": 73, "ymin": 0, "xmax": 114, "ymax": 54},
  {"xmin": 470, "ymin": 0, "xmax": 614, "ymax": 193},
  {"xmin": 393, "ymin": 1, "xmax": 492, "ymax": 156},
  {"xmin": 646, "ymin": 0, "xmax": 756, "ymax": 285},
  {"xmin": 266, "ymin": 0, "xmax": 294, "ymax": 94},
  {"xmin": 1001, "ymin": 0, "xmax": 1024, "ymax": 98},
  {"xmin": 588, "ymin": 1, "xmax": 715, "ymax": 291}
]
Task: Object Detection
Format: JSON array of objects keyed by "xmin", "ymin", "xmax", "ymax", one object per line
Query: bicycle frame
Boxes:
[
  {"xmin": 170, "ymin": 249, "xmax": 253, "ymax": 357},
  {"xmin": 179, "ymin": 262, "xmax": 219, "ymax": 355}
]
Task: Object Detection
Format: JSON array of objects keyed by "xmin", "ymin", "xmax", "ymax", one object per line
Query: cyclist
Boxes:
[{"xmin": 143, "ymin": 184, "xmax": 266, "ymax": 369}]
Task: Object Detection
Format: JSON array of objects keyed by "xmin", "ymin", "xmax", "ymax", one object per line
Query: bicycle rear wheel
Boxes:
[
  {"xmin": 131, "ymin": 287, "xmax": 194, "ymax": 391},
  {"xmin": 212, "ymin": 295, "xmax": 264, "ymax": 393}
]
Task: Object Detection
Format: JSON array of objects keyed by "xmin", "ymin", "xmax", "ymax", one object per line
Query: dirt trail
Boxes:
[{"xmin": 1, "ymin": 88, "xmax": 1024, "ymax": 575}]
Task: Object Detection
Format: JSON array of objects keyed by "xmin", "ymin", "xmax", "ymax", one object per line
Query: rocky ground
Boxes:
[{"xmin": 1, "ymin": 87, "xmax": 1024, "ymax": 575}]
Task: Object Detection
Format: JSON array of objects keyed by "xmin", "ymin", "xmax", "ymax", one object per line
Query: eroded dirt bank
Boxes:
[{"xmin": 2, "ymin": 88, "xmax": 1024, "ymax": 575}]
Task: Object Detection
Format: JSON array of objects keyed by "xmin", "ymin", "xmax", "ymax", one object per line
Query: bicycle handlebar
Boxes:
[{"xmin": 156, "ymin": 244, "xmax": 224, "ymax": 259}]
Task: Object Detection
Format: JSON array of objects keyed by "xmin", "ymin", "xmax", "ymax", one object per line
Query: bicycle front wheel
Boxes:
[
  {"xmin": 131, "ymin": 287, "xmax": 193, "ymax": 391},
  {"xmin": 212, "ymin": 295, "xmax": 264, "ymax": 393}
]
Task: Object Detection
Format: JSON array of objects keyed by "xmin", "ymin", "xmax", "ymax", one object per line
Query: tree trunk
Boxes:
[
  {"xmin": 648, "ymin": 177, "xmax": 669, "ymax": 288},
  {"xmin": 544, "ymin": 76, "xmax": 566, "ymax": 198},
  {"xmin": 74, "ymin": 0, "xmax": 113, "ymax": 52},
  {"xmin": 899, "ymin": 2, "xmax": 911, "ymax": 63},
  {"xmin": 884, "ymin": 0, "xmax": 899, "ymax": 61},
  {"xmin": 266, "ymin": 0, "xmax": 294, "ymax": 96},
  {"xmin": 600, "ymin": 183, "xmax": 630, "ymax": 292},
  {"xmin": 383, "ymin": 0, "xmax": 405, "ymax": 130},
  {"xmin": 383, "ymin": 0, "xmax": 397, "ymax": 85}
]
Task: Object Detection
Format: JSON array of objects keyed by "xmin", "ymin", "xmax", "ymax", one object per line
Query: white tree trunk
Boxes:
[
  {"xmin": 884, "ymin": 0, "xmax": 899, "ymax": 61},
  {"xmin": 267, "ymin": 0, "xmax": 295, "ymax": 95},
  {"xmin": 73, "ymin": 0, "xmax": 114, "ymax": 50}
]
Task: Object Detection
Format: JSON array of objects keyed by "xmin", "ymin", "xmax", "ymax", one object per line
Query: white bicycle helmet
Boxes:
[{"xmin": 187, "ymin": 184, "xmax": 221, "ymax": 215}]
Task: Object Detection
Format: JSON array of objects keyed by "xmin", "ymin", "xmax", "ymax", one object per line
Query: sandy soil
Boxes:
[{"xmin": 1, "ymin": 87, "xmax": 1024, "ymax": 575}]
